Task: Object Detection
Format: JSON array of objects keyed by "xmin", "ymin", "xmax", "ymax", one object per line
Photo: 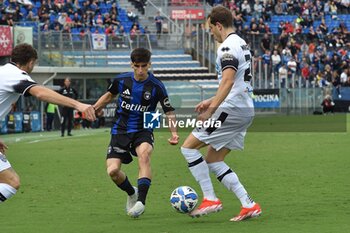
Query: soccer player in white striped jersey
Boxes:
[
  {"xmin": 0, "ymin": 44, "xmax": 96, "ymax": 203},
  {"xmin": 180, "ymin": 6, "xmax": 262, "ymax": 221}
]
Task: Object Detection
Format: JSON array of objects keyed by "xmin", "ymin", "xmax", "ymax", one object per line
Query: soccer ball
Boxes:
[{"xmin": 170, "ymin": 186, "xmax": 198, "ymax": 213}]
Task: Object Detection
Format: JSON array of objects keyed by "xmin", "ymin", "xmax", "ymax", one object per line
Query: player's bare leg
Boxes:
[
  {"xmin": 106, "ymin": 158, "xmax": 124, "ymax": 184},
  {"xmin": 136, "ymin": 142, "xmax": 153, "ymax": 179},
  {"xmin": 181, "ymin": 134, "xmax": 222, "ymax": 217},
  {"xmin": 206, "ymin": 146, "xmax": 261, "ymax": 221},
  {"xmin": 106, "ymin": 158, "xmax": 137, "ymax": 213},
  {"xmin": 128, "ymin": 142, "xmax": 153, "ymax": 218},
  {"xmin": 0, "ymin": 167, "xmax": 19, "ymax": 203}
]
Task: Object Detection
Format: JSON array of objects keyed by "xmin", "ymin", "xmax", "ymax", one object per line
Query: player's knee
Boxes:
[
  {"xmin": 181, "ymin": 141, "xmax": 190, "ymax": 148},
  {"xmin": 205, "ymin": 157, "xmax": 216, "ymax": 164},
  {"xmin": 138, "ymin": 153, "xmax": 150, "ymax": 165},
  {"xmin": 8, "ymin": 174, "xmax": 20, "ymax": 190},
  {"xmin": 107, "ymin": 166, "xmax": 120, "ymax": 179}
]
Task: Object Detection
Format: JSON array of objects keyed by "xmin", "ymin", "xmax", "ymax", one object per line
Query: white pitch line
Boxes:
[
  {"xmin": 27, "ymin": 133, "xmax": 90, "ymax": 144},
  {"xmin": 2, "ymin": 128, "xmax": 109, "ymax": 145}
]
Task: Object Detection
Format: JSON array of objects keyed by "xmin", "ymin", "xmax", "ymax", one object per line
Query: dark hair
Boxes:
[
  {"xmin": 11, "ymin": 43, "xmax": 38, "ymax": 66},
  {"xmin": 208, "ymin": 6, "xmax": 233, "ymax": 28},
  {"xmin": 130, "ymin": 48, "xmax": 151, "ymax": 63}
]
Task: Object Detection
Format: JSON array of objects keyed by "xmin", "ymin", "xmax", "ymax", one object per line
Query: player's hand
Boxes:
[
  {"xmin": 94, "ymin": 107, "xmax": 104, "ymax": 117},
  {"xmin": 0, "ymin": 140, "xmax": 8, "ymax": 154},
  {"xmin": 197, "ymin": 110, "xmax": 212, "ymax": 122},
  {"xmin": 168, "ymin": 134, "xmax": 179, "ymax": 145},
  {"xmin": 195, "ymin": 99, "xmax": 211, "ymax": 113},
  {"xmin": 77, "ymin": 104, "xmax": 96, "ymax": 121}
]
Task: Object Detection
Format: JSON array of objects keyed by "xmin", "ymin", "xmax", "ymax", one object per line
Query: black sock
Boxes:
[
  {"xmin": 117, "ymin": 176, "xmax": 135, "ymax": 196},
  {"xmin": 137, "ymin": 177, "xmax": 151, "ymax": 205},
  {"xmin": 0, "ymin": 192, "xmax": 7, "ymax": 202}
]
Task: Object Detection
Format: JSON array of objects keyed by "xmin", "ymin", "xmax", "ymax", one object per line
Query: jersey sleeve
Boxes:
[
  {"xmin": 156, "ymin": 84, "xmax": 175, "ymax": 113},
  {"xmin": 219, "ymin": 46, "xmax": 239, "ymax": 72},
  {"xmin": 107, "ymin": 78, "xmax": 120, "ymax": 95},
  {"xmin": 12, "ymin": 73, "xmax": 37, "ymax": 96}
]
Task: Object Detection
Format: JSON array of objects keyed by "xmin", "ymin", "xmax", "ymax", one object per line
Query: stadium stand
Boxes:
[
  {"xmin": 171, "ymin": 0, "xmax": 201, "ymax": 6},
  {"xmin": 214, "ymin": 0, "xmax": 350, "ymax": 89},
  {"xmin": 1, "ymin": 0, "xmax": 350, "ymax": 130},
  {"xmin": 2, "ymin": 0, "xmax": 350, "ymax": 90},
  {"xmin": 0, "ymin": 0, "xmax": 216, "ymax": 81}
]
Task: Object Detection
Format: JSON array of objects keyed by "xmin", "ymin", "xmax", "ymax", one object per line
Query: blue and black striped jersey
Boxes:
[{"xmin": 108, "ymin": 72, "xmax": 174, "ymax": 134}]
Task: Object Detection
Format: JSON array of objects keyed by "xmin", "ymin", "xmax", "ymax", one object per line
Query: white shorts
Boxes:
[
  {"xmin": 192, "ymin": 108, "xmax": 254, "ymax": 151},
  {"xmin": 0, "ymin": 152, "xmax": 12, "ymax": 172}
]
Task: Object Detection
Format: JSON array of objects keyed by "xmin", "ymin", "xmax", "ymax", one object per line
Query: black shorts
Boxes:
[{"xmin": 106, "ymin": 130, "xmax": 154, "ymax": 164}]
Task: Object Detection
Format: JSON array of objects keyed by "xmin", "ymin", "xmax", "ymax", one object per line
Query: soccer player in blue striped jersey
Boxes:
[{"xmin": 93, "ymin": 48, "xmax": 179, "ymax": 218}]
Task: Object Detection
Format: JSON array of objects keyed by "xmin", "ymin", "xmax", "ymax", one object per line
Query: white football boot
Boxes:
[
  {"xmin": 126, "ymin": 186, "xmax": 138, "ymax": 213},
  {"xmin": 127, "ymin": 201, "xmax": 145, "ymax": 218}
]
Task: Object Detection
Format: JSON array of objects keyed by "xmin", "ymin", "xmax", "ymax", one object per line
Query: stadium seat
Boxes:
[
  {"xmin": 49, "ymin": 14, "xmax": 57, "ymax": 23},
  {"xmin": 71, "ymin": 28, "xmax": 79, "ymax": 34},
  {"xmin": 31, "ymin": 7, "xmax": 38, "ymax": 15},
  {"xmin": 303, "ymin": 28, "xmax": 309, "ymax": 33},
  {"xmin": 90, "ymin": 26, "xmax": 96, "ymax": 33},
  {"xmin": 20, "ymin": 7, "xmax": 27, "ymax": 18},
  {"xmin": 100, "ymin": 7, "xmax": 107, "ymax": 14}
]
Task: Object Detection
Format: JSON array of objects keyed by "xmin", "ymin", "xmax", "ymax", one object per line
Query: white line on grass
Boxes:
[
  {"xmin": 26, "ymin": 133, "xmax": 95, "ymax": 144},
  {"xmin": 2, "ymin": 128, "xmax": 109, "ymax": 145}
]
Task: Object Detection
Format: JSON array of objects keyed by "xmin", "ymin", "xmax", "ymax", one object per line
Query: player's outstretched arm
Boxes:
[
  {"xmin": 165, "ymin": 111, "xmax": 179, "ymax": 145},
  {"xmin": 28, "ymin": 85, "xmax": 96, "ymax": 121},
  {"xmin": 93, "ymin": 92, "xmax": 115, "ymax": 115},
  {"xmin": 0, "ymin": 140, "xmax": 8, "ymax": 154}
]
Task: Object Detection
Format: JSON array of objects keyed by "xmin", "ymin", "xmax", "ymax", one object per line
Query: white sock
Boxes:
[
  {"xmin": 0, "ymin": 183, "xmax": 17, "ymax": 203},
  {"xmin": 181, "ymin": 147, "xmax": 217, "ymax": 201},
  {"xmin": 208, "ymin": 162, "xmax": 255, "ymax": 208}
]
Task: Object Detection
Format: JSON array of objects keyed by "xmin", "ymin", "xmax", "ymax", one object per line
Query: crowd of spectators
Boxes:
[
  {"xmin": 207, "ymin": 0, "xmax": 350, "ymax": 89},
  {"xmin": 2, "ymin": 0, "xmax": 350, "ymax": 89},
  {"xmin": 209, "ymin": 0, "xmax": 350, "ymax": 16},
  {"xmin": 129, "ymin": 0, "xmax": 146, "ymax": 15},
  {"xmin": 0, "ymin": 0, "xmax": 145, "ymax": 38}
]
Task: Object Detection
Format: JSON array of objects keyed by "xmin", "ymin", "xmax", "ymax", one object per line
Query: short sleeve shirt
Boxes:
[{"xmin": 0, "ymin": 63, "xmax": 37, "ymax": 119}]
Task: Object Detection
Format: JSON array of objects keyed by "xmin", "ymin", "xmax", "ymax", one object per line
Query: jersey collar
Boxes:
[
  {"xmin": 225, "ymin": 32, "xmax": 236, "ymax": 40},
  {"xmin": 8, "ymin": 62, "xmax": 28, "ymax": 75},
  {"xmin": 132, "ymin": 72, "xmax": 152, "ymax": 83}
]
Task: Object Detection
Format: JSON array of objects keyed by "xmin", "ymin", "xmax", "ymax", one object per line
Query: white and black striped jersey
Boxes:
[
  {"xmin": 216, "ymin": 33, "xmax": 254, "ymax": 116},
  {"xmin": 0, "ymin": 62, "xmax": 37, "ymax": 120}
]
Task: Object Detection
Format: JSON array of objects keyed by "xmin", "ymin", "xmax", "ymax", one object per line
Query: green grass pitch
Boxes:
[{"xmin": 0, "ymin": 115, "xmax": 349, "ymax": 233}]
